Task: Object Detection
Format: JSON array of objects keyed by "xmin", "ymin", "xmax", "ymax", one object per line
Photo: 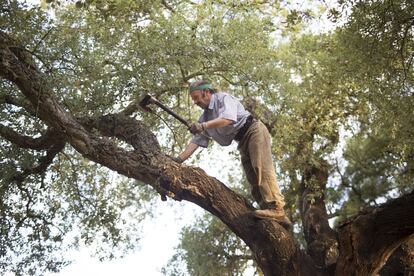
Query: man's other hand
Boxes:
[
  {"xmin": 167, "ymin": 155, "xmax": 183, "ymax": 163},
  {"xmin": 189, "ymin": 122, "xmax": 204, "ymax": 134}
]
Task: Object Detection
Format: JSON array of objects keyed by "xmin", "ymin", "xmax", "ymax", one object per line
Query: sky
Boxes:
[
  {"xmin": 45, "ymin": 202, "xmax": 202, "ymax": 276},
  {"xmin": 42, "ymin": 144, "xmax": 240, "ymax": 276}
]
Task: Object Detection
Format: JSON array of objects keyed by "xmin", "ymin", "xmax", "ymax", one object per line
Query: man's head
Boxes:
[{"xmin": 189, "ymin": 80, "xmax": 216, "ymax": 109}]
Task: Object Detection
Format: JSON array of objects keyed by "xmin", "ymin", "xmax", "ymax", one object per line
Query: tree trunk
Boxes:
[{"xmin": 299, "ymin": 159, "xmax": 339, "ymax": 275}]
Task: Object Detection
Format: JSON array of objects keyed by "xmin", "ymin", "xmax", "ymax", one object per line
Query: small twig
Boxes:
[
  {"xmin": 161, "ymin": 0, "xmax": 175, "ymax": 13},
  {"xmin": 32, "ymin": 27, "xmax": 54, "ymax": 53}
]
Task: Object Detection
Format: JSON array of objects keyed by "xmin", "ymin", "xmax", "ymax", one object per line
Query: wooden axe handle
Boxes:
[
  {"xmin": 140, "ymin": 95, "xmax": 211, "ymax": 140},
  {"xmin": 148, "ymin": 96, "xmax": 191, "ymax": 128}
]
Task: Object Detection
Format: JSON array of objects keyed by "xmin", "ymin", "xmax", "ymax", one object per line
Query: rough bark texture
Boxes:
[
  {"xmin": 336, "ymin": 192, "xmax": 414, "ymax": 276},
  {"xmin": 1, "ymin": 30, "xmax": 414, "ymax": 276},
  {"xmin": 380, "ymin": 238, "xmax": 414, "ymax": 275},
  {"xmin": 299, "ymin": 160, "xmax": 339, "ymax": 274}
]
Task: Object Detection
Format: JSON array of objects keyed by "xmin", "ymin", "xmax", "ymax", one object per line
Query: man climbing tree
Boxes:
[{"xmin": 173, "ymin": 80, "xmax": 291, "ymax": 227}]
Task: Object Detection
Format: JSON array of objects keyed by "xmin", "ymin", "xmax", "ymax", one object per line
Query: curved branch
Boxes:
[
  {"xmin": 12, "ymin": 139, "xmax": 66, "ymax": 184},
  {"xmin": 336, "ymin": 191, "xmax": 414, "ymax": 276},
  {"xmin": 380, "ymin": 237, "xmax": 414, "ymax": 275},
  {"xmin": 80, "ymin": 112, "xmax": 313, "ymax": 274},
  {"xmin": 0, "ymin": 93, "xmax": 36, "ymax": 115},
  {"xmin": 0, "ymin": 124, "xmax": 62, "ymax": 150}
]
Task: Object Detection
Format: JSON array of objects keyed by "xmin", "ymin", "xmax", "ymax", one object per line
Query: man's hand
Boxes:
[
  {"xmin": 167, "ymin": 155, "xmax": 183, "ymax": 163},
  {"xmin": 189, "ymin": 122, "xmax": 205, "ymax": 134}
]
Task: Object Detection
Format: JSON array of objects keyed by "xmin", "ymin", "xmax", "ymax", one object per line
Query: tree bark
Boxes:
[
  {"xmin": 380, "ymin": 237, "xmax": 414, "ymax": 275},
  {"xmin": 299, "ymin": 159, "xmax": 339, "ymax": 274},
  {"xmin": 336, "ymin": 192, "xmax": 414, "ymax": 276}
]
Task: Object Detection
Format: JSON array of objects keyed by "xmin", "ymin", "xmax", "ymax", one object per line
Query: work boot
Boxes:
[{"xmin": 252, "ymin": 208, "xmax": 292, "ymax": 230}]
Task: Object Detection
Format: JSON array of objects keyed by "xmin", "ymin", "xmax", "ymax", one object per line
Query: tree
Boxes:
[{"xmin": 0, "ymin": 0, "xmax": 413, "ymax": 275}]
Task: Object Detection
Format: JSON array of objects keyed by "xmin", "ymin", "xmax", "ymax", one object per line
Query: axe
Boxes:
[{"xmin": 139, "ymin": 94, "xmax": 191, "ymax": 128}]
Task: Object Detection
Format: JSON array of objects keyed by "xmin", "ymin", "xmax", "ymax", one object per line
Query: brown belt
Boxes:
[{"xmin": 234, "ymin": 115, "xmax": 256, "ymax": 142}]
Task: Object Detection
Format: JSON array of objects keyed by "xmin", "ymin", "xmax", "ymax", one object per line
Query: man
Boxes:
[{"xmin": 173, "ymin": 80, "xmax": 290, "ymax": 227}]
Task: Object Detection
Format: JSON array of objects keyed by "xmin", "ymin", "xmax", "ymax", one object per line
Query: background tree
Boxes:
[{"xmin": 0, "ymin": 0, "xmax": 413, "ymax": 275}]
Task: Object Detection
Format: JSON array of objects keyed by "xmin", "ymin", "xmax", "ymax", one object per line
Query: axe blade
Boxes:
[{"xmin": 138, "ymin": 94, "xmax": 190, "ymax": 127}]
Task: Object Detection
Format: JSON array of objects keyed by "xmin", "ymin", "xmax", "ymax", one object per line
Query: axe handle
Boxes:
[{"xmin": 151, "ymin": 98, "xmax": 191, "ymax": 128}]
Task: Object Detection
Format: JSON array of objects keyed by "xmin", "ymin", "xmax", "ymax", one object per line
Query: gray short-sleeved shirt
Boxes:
[{"xmin": 191, "ymin": 92, "xmax": 250, "ymax": 147}]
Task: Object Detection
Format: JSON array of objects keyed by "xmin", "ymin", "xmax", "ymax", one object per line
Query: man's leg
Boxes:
[
  {"xmin": 240, "ymin": 152, "xmax": 263, "ymax": 205},
  {"xmin": 239, "ymin": 121, "xmax": 290, "ymax": 227},
  {"xmin": 242, "ymin": 121, "xmax": 285, "ymax": 208}
]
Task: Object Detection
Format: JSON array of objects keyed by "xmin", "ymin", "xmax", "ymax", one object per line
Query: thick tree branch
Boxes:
[
  {"xmin": 0, "ymin": 124, "xmax": 63, "ymax": 150},
  {"xmin": 11, "ymin": 139, "xmax": 66, "ymax": 184},
  {"xmin": 80, "ymin": 112, "xmax": 315, "ymax": 275},
  {"xmin": 0, "ymin": 93, "xmax": 36, "ymax": 115},
  {"xmin": 336, "ymin": 191, "xmax": 414, "ymax": 276}
]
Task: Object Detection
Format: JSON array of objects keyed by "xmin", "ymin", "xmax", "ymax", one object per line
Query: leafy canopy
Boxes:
[{"xmin": 1, "ymin": 0, "xmax": 413, "ymax": 275}]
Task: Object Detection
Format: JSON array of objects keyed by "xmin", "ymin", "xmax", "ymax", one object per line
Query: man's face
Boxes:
[{"xmin": 190, "ymin": 90, "xmax": 211, "ymax": 109}]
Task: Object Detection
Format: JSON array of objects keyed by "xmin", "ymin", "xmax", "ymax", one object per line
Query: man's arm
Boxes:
[
  {"xmin": 178, "ymin": 118, "xmax": 232, "ymax": 162},
  {"xmin": 189, "ymin": 118, "xmax": 234, "ymax": 134},
  {"xmin": 178, "ymin": 142, "xmax": 199, "ymax": 162},
  {"xmin": 202, "ymin": 118, "xmax": 234, "ymax": 129}
]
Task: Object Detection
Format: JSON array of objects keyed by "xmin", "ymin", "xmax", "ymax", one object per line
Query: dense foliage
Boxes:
[{"xmin": 0, "ymin": 0, "xmax": 413, "ymax": 275}]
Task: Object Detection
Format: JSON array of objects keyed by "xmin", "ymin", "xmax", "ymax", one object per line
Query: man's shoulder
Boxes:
[
  {"xmin": 214, "ymin": 92, "xmax": 232, "ymax": 100},
  {"xmin": 212, "ymin": 92, "xmax": 231, "ymax": 109},
  {"xmin": 216, "ymin": 91, "xmax": 229, "ymax": 96}
]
